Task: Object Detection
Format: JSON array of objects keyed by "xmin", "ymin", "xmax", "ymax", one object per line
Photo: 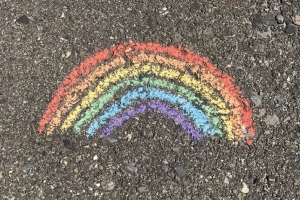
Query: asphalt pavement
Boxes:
[{"xmin": 0, "ymin": 0, "xmax": 300, "ymax": 199}]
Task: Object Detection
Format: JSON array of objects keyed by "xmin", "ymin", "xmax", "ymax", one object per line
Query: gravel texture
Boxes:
[{"xmin": 0, "ymin": 0, "xmax": 299, "ymax": 199}]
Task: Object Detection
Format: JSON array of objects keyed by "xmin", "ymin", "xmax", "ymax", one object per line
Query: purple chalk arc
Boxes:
[{"xmin": 99, "ymin": 100, "xmax": 203, "ymax": 141}]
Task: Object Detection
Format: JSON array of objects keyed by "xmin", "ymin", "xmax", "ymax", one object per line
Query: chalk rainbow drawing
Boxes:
[{"xmin": 38, "ymin": 42, "xmax": 256, "ymax": 143}]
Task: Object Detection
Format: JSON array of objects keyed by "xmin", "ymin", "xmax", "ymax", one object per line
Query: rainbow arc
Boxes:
[{"xmin": 38, "ymin": 42, "xmax": 256, "ymax": 142}]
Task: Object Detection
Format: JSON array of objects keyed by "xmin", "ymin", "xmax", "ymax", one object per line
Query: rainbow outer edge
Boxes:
[{"xmin": 38, "ymin": 42, "xmax": 256, "ymax": 143}]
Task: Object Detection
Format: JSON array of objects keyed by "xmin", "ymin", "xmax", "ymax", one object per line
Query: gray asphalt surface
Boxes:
[{"xmin": 0, "ymin": 0, "xmax": 300, "ymax": 199}]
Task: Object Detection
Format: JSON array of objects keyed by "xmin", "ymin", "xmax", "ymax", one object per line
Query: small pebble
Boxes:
[
  {"xmin": 237, "ymin": 193, "xmax": 244, "ymax": 200},
  {"xmin": 102, "ymin": 181, "xmax": 115, "ymax": 191},
  {"xmin": 283, "ymin": 116, "xmax": 291, "ymax": 123},
  {"xmin": 126, "ymin": 133, "xmax": 132, "ymax": 141},
  {"xmin": 65, "ymin": 51, "xmax": 71, "ymax": 58},
  {"xmin": 241, "ymin": 182, "xmax": 249, "ymax": 193},
  {"xmin": 292, "ymin": 15, "xmax": 300, "ymax": 25},
  {"xmin": 137, "ymin": 186, "xmax": 149, "ymax": 193},
  {"xmin": 275, "ymin": 14, "xmax": 284, "ymax": 24},
  {"xmin": 264, "ymin": 130, "xmax": 271, "ymax": 135},
  {"xmin": 250, "ymin": 95, "xmax": 262, "ymax": 107},
  {"xmin": 274, "ymin": 94, "xmax": 284, "ymax": 102},
  {"xmin": 127, "ymin": 163, "xmax": 138, "ymax": 174},
  {"xmin": 93, "ymin": 155, "xmax": 98, "ymax": 161},
  {"xmin": 162, "ymin": 160, "xmax": 168, "ymax": 165},
  {"xmin": 102, "ymin": 134, "xmax": 119, "ymax": 144},
  {"xmin": 224, "ymin": 177, "xmax": 229, "ymax": 184},
  {"xmin": 89, "ymin": 163, "xmax": 96, "ymax": 170},
  {"xmin": 259, "ymin": 109, "xmax": 266, "ymax": 117},
  {"xmin": 76, "ymin": 155, "xmax": 82, "ymax": 163},
  {"xmin": 265, "ymin": 114, "xmax": 279, "ymax": 126},
  {"xmin": 174, "ymin": 166, "xmax": 186, "ymax": 178},
  {"xmin": 171, "ymin": 147, "xmax": 179, "ymax": 153},
  {"xmin": 94, "ymin": 163, "xmax": 99, "ymax": 169},
  {"xmin": 267, "ymin": 175, "xmax": 276, "ymax": 182},
  {"xmin": 79, "ymin": 50, "xmax": 86, "ymax": 58}
]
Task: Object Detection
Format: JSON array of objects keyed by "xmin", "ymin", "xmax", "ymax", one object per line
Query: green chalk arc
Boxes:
[{"xmin": 73, "ymin": 76, "xmax": 225, "ymax": 135}]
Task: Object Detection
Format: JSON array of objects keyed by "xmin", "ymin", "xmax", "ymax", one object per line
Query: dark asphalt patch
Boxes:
[
  {"xmin": 16, "ymin": 15, "xmax": 30, "ymax": 24},
  {"xmin": 0, "ymin": 0, "xmax": 299, "ymax": 199}
]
